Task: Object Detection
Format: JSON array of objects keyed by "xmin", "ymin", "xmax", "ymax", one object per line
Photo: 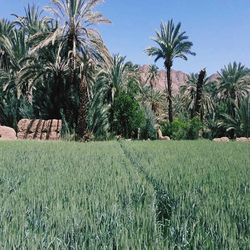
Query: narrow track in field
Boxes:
[{"xmin": 118, "ymin": 142, "xmax": 175, "ymax": 236}]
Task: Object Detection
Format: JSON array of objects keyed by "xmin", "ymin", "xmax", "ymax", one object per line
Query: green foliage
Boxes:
[
  {"xmin": 146, "ymin": 19, "xmax": 196, "ymax": 122},
  {"xmin": 217, "ymin": 62, "xmax": 250, "ymax": 121},
  {"xmin": 141, "ymin": 107, "xmax": 157, "ymax": 140},
  {"xmin": 113, "ymin": 91, "xmax": 145, "ymax": 138},
  {"xmin": 146, "ymin": 20, "xmax": 196, "ymax": 67},
  {"xmin": 87, "ymin": 54, "xmax": 140, "ymax": 139},
  {"xmin": 180, "ymin": 73, "xmax": 215, "ymax": 120},
  {"xmin": 0, "ymin": 93, "xmax": 33, "ymax": 129},
  {"xmin": 162, "ymin": 118, "xmax": 187, "ymax": 140},
  {"xmin": 0, "ymin": 1, "xmax": 249, "ymax": 141},
  {"xmin": 161, "ymin": 117, "xmax": 202, "ymax": 140},
  {"xmin": 202, "ymin": 119, "xmax": 226, "ymax": 140},
  {"xmin": 139, "ymin": 84, "xmax": 165, "ymax": 115},
  {"xmin": 87, "ymin": 102, "xmax": 110, "ymax": 139},
  {"xmin": 219, "ymin": 95, "xmax": 250, "ymax": 137},
  {"xmin": 187, "ymin": 117, "xmax": 203, "ymax": 139},
  {"xmin": 127, "ymin": 77, "xmax": 141, "ymax": 97},
  {"xmin": 0, "ymin": 0, "xmax": 110, "ymax": 136}
]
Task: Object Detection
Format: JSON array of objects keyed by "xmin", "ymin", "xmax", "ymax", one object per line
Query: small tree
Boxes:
[{"xmin": 113, "ymin": 91, "xmax": 145, "ymax": 138}]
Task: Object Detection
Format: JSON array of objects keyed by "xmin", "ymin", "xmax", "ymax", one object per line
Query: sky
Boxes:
[{"xmin": 0, "ymin": 0, "xmax": 249, "ymax": 75}]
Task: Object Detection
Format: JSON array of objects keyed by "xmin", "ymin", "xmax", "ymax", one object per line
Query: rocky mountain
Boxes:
[
  {"xmin": 207, "ymin": 73, "xmax": 220, "ymax": 83},
  {"xmin": 139, "ymin": 65, "xmax": 219, "ymax": 94}
]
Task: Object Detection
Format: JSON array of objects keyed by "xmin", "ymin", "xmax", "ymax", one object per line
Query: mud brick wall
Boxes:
[{"xmin": 17, "ymin": 119, "xmax": 62, "ymax": 140}]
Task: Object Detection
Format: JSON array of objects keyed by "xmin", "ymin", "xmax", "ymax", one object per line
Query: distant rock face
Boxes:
[
  {"xmin": 139, "ymin": 65, "xmax": 219, "ymax": 95},
  {"xmin": 207, "ymin": 73, "xmax": 220, "ymax": 83},
  {"xmin": 139, "ymin": 65, "xmax": 188, "ymax": 94},
  {"xmin": 0, "ymin": 126, "xmax": 17, "ymax": 140},
  {"xmin": 17, "ymin": 119, "xmax": 62, "ymax": 140}
]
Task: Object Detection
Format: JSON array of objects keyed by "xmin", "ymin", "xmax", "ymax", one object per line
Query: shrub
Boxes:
[
  {"xmin": 186, "ymin": 117, "xmax": 202, "ymax": 139},
  {"xmin": 113, "ymin": 91, "xmax": 145, "ymax": 138},
  {"xmin": 161, "ymin": 119, "xmax": 187, "ymax": 140},
  {"xmin": 161, "ymin": 117, "xmax": 202, "ymax": 140},
  {"xmin": 141, "ymin": 107, "xmax": 157, "ymax": 140}
]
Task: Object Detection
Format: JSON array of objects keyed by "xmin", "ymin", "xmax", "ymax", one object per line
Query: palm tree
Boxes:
[
  {"xmin": 18, "ymin": 44, "xmax": 71, "ymax": 119},
  {"xmin": 0, "ymin": 27, "xmax": 30, "ymax": 127},
  {"xmin": 13, "ymin": 4, "xmax": 51, "ymax": 36},
  {"xmin": 0, "ymin": 19, "xmax": 13, "ymax": 35},
  {"xmin": 147, "ymin": 64, "xmax": 159, "ymax": 89},
  {"xmin": 32, "ymin": 0, "xmax": 110, "ymax": 137},
  {"xmin": 0, "ymin": 28, "xmax": 28, "ymax": 96},
  {"xmin": 89, "ymin": 54, "xmax": 130, "ymax": 134},
  {"xmin": 139, "ymin": 85, "xmax": 165, "ymax": 116},
  {"xmin": 218, "ymin": 62, "xmax": 250, "ymax": 118},
  {"xmin": 180, "ymin": 73, "xmax": 215, "ymax": 121},
  {"xmin": 0, "ymin": 19, "xmax": 14, "ymax": 69},
  {"xmin": 95, "ymin": 54, "xmax": 129, "ymax": 106},
  {"xmin": 146, "ymin": 20, "xmax": 195, "ymax": 123},
  {"xmin": 193, "ymin": 68, "xmax": 206, "ymax": 118},
  {"xmin": 218, "ymin": 94, "xmax": 250, "ymax": 137}
]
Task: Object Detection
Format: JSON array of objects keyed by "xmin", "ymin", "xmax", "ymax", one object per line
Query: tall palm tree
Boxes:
[
  {"xmin": 146, "ymin": 20, "xmax": 195, "ymax": 122},
  {"xmin": 32, "ymin": 0, "xmax": 110, "ymax": 137},
  {"xmin": 218, "ymin": 62, "xmax": 250, "ymax": 118},
  {"xmin": 180, "ymin": 73, "xmax": 215, "ymax": 121},
  {"xmin": 193, "ymin": 68, "xmax": 206, "ymax": 118}
]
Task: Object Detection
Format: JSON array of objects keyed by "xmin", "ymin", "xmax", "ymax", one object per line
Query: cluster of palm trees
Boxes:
[
  {"xmin": 176, "ymin": 63, "xmax": 250, "ymax": 137},
  {"xmin": 0, "ymin": 0, "xmax": 111, "ymax": 137},
  {"xmin": 0, "ymin": 0, "xmax": 249, "ymax": 139}
]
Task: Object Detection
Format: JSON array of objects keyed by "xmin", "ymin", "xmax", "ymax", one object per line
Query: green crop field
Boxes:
[{"xmin": 0, "ymin": 140, "xmax": 249, "ymax": 249}]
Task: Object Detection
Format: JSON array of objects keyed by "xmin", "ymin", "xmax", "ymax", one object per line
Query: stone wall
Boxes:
[
  {"xmin": 17, "ymin": 119, "xmax": 62, "ymax": 140},
  {"xmin": 0, "ymin": 126, "xmax": 17, "ymax": 140}
]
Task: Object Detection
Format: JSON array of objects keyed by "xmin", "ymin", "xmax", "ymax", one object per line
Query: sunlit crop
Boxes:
[{"xmin": 0, "ymin": 140, "xmax": 249, "ymax": 249}]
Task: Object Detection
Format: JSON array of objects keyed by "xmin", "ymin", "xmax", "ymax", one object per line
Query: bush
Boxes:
[
  {"xmin": 141, "ymin": 107, "xmax": 157, "ymax": 140},
  {"xmin": 161, "ymin": 119, "xmax": 187, "ymax": 140},
  {"xmin": 113, "ymin": 91, "xmax": 145, "ymax": 138},
  {"xmin": 161, "ymin": 117, "xmax": 202, "ymax": 140},
  {"xmin": 187, "ymin": 117, "xmax": 203, "ymax": 139}
]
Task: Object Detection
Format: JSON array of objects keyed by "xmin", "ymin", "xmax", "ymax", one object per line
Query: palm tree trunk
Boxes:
[
  {"xmin": 150, "ymin": 80, "xmax": 155, "ymax": 112},
  {"xmin": 230, "ymin": 91, "xmax": 237, "ymax": 119},
  {"xmin": 166, "ymin": 66, "xmax": 173, "ymax": 123},
  {"xmin": 64, "ymin": 30, "xmax": 78, "ymax": 128},
  {"xmin": 76, "ymin": 77, "xmax": 89, "ymax": 138},
  {"xmin": 193, "ymin": 68, "xmax": 206, "ymax": 119}
]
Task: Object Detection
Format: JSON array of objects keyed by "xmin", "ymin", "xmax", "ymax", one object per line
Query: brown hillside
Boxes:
[{"xmin": 139, "ymin": 65, "xmax": 219, "ymax": 94}]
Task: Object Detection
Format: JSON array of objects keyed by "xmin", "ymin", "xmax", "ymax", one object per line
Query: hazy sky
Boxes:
[{"xmin": 0, "ymin": 0, "xmax": 249, "ymax": 75}]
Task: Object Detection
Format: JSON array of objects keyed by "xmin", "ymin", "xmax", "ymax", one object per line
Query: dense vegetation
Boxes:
[
  {"xmin": 0, "ymin": 140, "xmax": 249, "ymax": 248},
  {"xmin": 0, "ymin": 1, "xmax": 249, "ymax": 249},
  {"xmin": 0, "ymin": 0, "xmax": 249, "ymax": 140}
]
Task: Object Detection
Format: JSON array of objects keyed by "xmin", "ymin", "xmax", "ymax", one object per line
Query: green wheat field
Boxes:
[{"xmin": 0, "ymin": 141, "xmax": 249, "ymax": 249}]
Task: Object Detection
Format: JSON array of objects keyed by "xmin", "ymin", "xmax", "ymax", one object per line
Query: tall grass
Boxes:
[
  {"xmin": 122, "ymin": 140, "xmax": 250, "ymax": 249},
  {"xmin": 0, "ymin": 140, "xmax": 249, "ymax": 248}
]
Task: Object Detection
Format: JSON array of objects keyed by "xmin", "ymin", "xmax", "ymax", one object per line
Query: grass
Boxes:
[{"xmin": 0, "ymin": 140, "xmax": 249, "ymax": 249}]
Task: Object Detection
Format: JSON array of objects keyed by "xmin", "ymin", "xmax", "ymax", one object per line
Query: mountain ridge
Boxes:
[{"xmin": 139, "ymin": 65, "xmax": 219, "ymax": 94}]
